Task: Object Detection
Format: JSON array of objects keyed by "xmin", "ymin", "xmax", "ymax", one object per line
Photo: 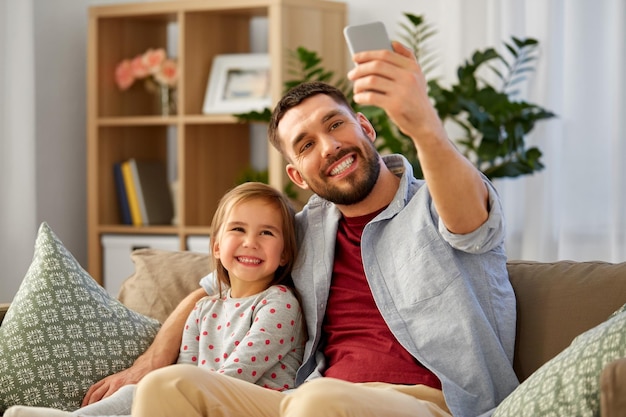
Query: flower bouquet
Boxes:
[{"xmin": 114, "ymin": 48, "xmax": 178, "ymax": 115}]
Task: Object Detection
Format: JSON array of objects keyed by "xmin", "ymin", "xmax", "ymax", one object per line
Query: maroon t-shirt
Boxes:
[{"xmin": 322, "ymin": 210, "xmax": 441, "ymax": 389}]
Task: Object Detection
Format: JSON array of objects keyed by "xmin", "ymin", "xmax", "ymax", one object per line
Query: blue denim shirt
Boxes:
[{"xmin": 291, "ymin": 155, "xmax": 519, "ymax": 417}]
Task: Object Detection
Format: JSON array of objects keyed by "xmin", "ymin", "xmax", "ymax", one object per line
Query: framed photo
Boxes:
[{"xmin": 202, "ymin": 53, "xmax": 271, "ymax": 114}]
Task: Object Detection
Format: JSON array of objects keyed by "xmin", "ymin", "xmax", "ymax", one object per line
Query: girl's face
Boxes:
[{"xmin": 213, "ymin": 198, "xmax": 287, "ymax": 298}]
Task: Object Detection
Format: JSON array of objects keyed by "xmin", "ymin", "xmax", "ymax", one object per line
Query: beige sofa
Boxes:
[{"xmin": 2, "ymin": 250, "xmax": 625, "ymax": 416}]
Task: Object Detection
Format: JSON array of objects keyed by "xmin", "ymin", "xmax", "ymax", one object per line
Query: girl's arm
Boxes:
[{"xmin": 177, "ymin": 298, "xmax": 203, "ymax": 365}]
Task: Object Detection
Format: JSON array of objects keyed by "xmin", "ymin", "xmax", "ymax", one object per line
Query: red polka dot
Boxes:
[
  {"xmin": 183, "ymin": 345, "xmax": 188, "ymax": 350},
  {"xmin": 237, "ymin": 368, "xmax": 243, "ymax": 374},
  {"xmin": 262, "ymin": 299, "xmax": 267, "ymax": 304},
  {"xmin": 291, "ymin": 320, "xmax": 295, "ymax": 325},
  {"xmin": 264, "ymin": 356, "xmax": 269, "ymax": 362},
  {"xmin": 252, "ymin": 371, "xmax": 257, "ymax": 376},
  {"xmin": 203, "ymin": 331, "xmax": 208, "ymax": 336},
  {"xmin": 270, "ymin": 308, "xmax": 276, "ymax": 314},
  {"xmin": 212, "ymin": 313, "xmax": 218, "ymax": 318},
  {"xmin": 235, "ymin": 302, "xmax": 241, "ymax": 307},
  {"xmin": 185, "ymin": 325, "xmax": 189, "ymax": 330},
  {"xmin": 271, "ymin": 373, "xmax": 277, "ymax": 379},
  {"xmin": 277, "ymin": 323, "xmax": 282, "ymax": 329},
  {"xmin": 195, "ymin": 336, "xmax": 200, "ymax": 341},
  {"xmin": 251, "ymin": 356, "xmax": 256, "ymax": 362},
  {"xmin": 286, "ymin": 303, "xmax": 291, "ymax": 309},
  {"xmin": 284, "ymin": 384, "xmax": 289, "ymax": 389},
  {"xmin": 281, "ymin": 363, "xmax": 286, "ymax": 368},
  {"xmin": 234, "ymin": 341, "xmax": 240, "ymax": 346},
  {"xmin": 248, "ymin": 341, "xmax": 254, "ymax": 347},
  {"xmin": 226, "ymin": 322, "xmax": 231, "ymax": 327},
  {"xmin": 223, "ymin": 353, "xmax": 228, "ymax": 359},
  {"xmin": 192, "ymin": 356, "xmax": 197, "ymax": 362},
  {"xmin": 201, "ymin": 360, "xmax": 206, "ymax": 365},
  {"xmin": 265, "ymin": 339, "xmax": 271, "ymax": 345},
  {"xmin": 234, "ymin": 358, "xmax": 240, "ymax": 362},
  {"xmin": 214, "ymin": 358, "xmax": 220, "ymax": 362},
  {"xmin": 279, "ymin": 339, "xmax": 284, "ymax": 344},
  {"xmin": 209, "ymin": 344, "xmax": 214, "ymax": 350}
]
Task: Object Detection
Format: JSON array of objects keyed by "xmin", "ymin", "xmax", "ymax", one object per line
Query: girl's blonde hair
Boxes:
[{"xmin": 210, "ymin": 182, "xmax": 297, "ymax": 294}]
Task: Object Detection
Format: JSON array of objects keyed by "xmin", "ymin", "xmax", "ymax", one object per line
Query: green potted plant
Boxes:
[{"xmin": 236, "ymin": 13, "xmax": 556, "ymax": 181}]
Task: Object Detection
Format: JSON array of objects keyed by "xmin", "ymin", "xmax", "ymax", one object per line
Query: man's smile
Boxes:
[{"xmin": 328, "ymin": 154, "xmax": 356, "ymax": 177}]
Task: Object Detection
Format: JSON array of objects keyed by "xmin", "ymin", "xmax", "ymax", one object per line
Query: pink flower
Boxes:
[
  {"xmin": 130, "ymin": 54, "xmax": 150, "ymax": 78},
  {"xmin": 114, "ymin": 59, "xmax": 134, "ymax": 90},
  {"xmin": 154, "ymin": 58, "xmax": 178, "ymax": 87},
  {"xmin": 114, "ymin": 48, "xmax": 178, "ymax": 91},
  {"xmin": 142, "ymin": 48, "xmax": 166, "ymax": 74}
]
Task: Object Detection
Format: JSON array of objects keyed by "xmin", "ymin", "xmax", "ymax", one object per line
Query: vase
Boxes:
[{"xmin": 158, "ymin": 84, "xmax": 176, "ymax": 116}]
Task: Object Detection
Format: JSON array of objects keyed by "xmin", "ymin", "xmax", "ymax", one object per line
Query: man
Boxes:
[{"xmin": 90, "ymin": 41, "xmax": 519, "ymax": 417}]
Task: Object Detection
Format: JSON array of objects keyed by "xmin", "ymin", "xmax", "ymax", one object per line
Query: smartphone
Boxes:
[{"xmin": 343, "ymin": 21, "xmax": 392, "ymax": 55}]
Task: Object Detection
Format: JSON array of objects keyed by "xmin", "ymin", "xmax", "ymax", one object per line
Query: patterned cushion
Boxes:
[
  {"xmin": 0, "ymin": 223, "xmax": 161, "ymax": 413},
  {"xmin": 493, "ymin": 303, "xmax": 626, "ymax": 417}
]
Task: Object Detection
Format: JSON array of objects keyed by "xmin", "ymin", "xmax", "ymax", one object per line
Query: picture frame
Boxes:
[{"xmin": 202, "ymin": 53, "xmax": 271, "ymax": 114}]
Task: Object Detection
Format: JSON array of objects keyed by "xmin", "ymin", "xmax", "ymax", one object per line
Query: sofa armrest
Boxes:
[
  {"xmin": 0, "ymin": 303, "xmax": 9, "ymax": 325},
  {"xmin": 601, "ymin": 357, "xmax": 626, "ymax": 417}
]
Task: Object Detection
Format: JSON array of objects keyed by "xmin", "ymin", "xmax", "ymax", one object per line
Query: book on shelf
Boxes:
[
  {"xmin": 120, "ymin": 160, "xmax": 143, "ymax": 226},
  {"xmin": 113, "ymin": 162, "xmax": 132, "ymax": 225},
  {"xmin": 127, "ymin": 158, "xmax": 174, "ymax": 225}
]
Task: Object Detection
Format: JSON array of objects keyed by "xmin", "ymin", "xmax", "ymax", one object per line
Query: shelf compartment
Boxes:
[
  {"xmin": 97, "ymin": 126, "xmax": 169, "ymax": 225},
  {"xmin": 96, "ymin": 13, "xmax": 178, "ymax": 118},
  {"xmin": 183, "ymin": 10, "xmax": 258, "ymax": 116},
  {"xmin": 182, "ymin": 123, "xmax": 250, "ymax": 227}
]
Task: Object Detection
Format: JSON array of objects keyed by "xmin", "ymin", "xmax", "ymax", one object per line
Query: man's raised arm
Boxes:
[{"xmin": 348, "ymin": 41, "xmax": 489, "ymax": 234}]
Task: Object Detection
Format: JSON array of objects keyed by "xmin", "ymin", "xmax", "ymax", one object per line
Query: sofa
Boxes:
[{"xmin": 1, "ymin": 243, "xmax": 626, "ymax": 416}]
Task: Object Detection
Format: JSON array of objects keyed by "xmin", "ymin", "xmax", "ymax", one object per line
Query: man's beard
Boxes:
[{"xmin": 306, "ymin": 140, "xmax": 381, "ymax": 206}]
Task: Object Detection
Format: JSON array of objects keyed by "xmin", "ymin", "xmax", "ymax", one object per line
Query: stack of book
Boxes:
[{"xmin": 113, "ymin": 158, "xmax": 174, "ymax": 226}]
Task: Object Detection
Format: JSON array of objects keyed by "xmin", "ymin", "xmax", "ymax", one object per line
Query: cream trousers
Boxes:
[{"xmin": 132, "ymin": 364, "xmax": 452, "ymax": 417}]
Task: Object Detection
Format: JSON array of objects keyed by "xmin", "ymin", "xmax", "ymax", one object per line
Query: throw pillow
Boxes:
[
  {"xmin": 117, "ymin": 248, "xmax": 212, "ymax": 323},
  {"xmin": 0, "ymin": 223, "xmax": 161, "ymax": 413},
  {"xmin": 493, "ymin": 303, "xmax": 626, "ymax": 417}
]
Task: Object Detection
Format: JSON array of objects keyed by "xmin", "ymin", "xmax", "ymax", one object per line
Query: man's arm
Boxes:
[
  {"xmin": 347, "ymin": 42, "xmax": 488, "ymax": 234},
  {"xmin": 81, "ymin": 287, "xmax": 207, "ymax": 405}
]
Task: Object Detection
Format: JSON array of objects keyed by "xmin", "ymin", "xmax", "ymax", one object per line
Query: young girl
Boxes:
[{"xmin": 5, "ymin": 182, "xmax": 305, "ymax": 417}]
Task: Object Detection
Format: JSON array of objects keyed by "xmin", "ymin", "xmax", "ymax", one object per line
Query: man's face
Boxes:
[{"xmin": 277, "ymin": 94, "xmax": 380, "ymax": 205}]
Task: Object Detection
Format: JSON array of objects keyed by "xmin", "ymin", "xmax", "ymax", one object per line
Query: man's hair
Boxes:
[
  {"xmin": 210, "ymin": 182, "xmax": 298, "ymax": 295},
  {"xmin": 268, "ymin": 81, "xmax": 354, "ymax": 155}
]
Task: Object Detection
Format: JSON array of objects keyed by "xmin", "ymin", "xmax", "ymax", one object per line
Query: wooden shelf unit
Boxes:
[{"xmin": 87, "ymin": 0, "xmax": 347, "ymax": 284}]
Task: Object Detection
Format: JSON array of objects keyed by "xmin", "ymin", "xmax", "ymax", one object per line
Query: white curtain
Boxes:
[
  {"xmin": 0, "ymin": 0, "xmax": 36, "ymax": 301},
  {"xmin": 437, "ymin": 0, "xmax": 626, "ymax": 262}
]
